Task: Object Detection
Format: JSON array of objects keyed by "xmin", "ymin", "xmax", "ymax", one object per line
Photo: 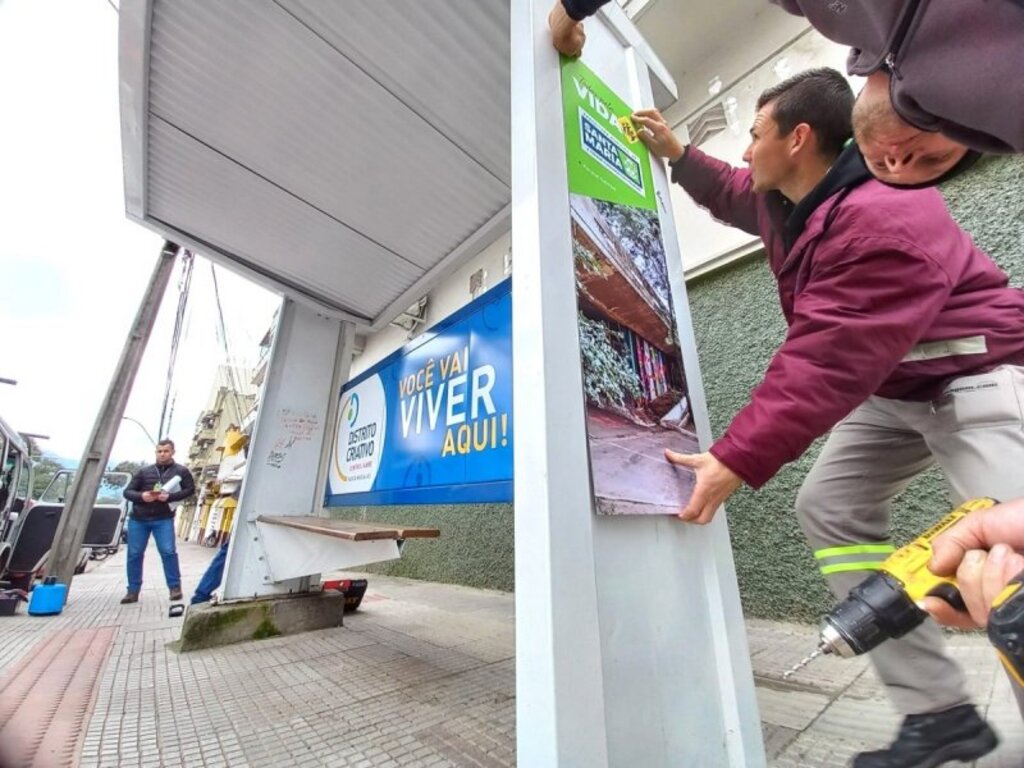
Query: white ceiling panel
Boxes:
[
  {"xmin": 146, "ymin": 0, "xmax": 508, "ymax": 266},
  {"xmin": 281, "ymin": 0, "xmax": 510, "ymax": 187},
  {"xmin": 120, "ymin": 1, "xmax": 676, "ymax": 325},
  {"xmin": 147, "ymin": 118, "xmax": 421, "ymax": 319}
]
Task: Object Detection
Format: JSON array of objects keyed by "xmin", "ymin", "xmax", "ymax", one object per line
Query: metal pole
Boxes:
[
  {"xmin": 48, "ymin": 241, "xmax": 179, "ymax": 596},
  {"xmin": 511, "ymin": 2, "xmax": 610, "ymax": 762}
]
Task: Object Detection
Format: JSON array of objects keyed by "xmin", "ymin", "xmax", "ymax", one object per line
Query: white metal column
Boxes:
[
  {"xmin": 511, "ymin": 3, "xmax": 766, "ymax": 766},
  {"xmin": 220, "ymin": 298, "xmax": 354, "ymax": 600},
  {"xmin": 511, "ymin": 0, "xmax": 609, "ymax": 763},
  {"xmin": 622, "ymin": 39, "xmax": 766, "ymax": 768}
]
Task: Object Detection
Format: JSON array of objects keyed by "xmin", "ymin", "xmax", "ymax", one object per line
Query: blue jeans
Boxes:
[
  {"xmin": 126, "ymin": 517, "xmax": 181, "ymax": 593},
  {"xmin": 191, "ymin": 541, "xmax": 229, "ymax": 605}
]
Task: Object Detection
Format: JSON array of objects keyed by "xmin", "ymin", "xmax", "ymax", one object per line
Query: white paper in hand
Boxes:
[{"xmin": 162, "ymin": 474, "xmax": 184, "ymax": 512}]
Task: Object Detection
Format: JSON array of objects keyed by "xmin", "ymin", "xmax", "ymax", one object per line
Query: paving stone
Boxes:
[
  {"xmin": 756, "ymin": 684, "xmax": 831, "ymax": 731},
  {"xmin": 748, "ymin": 619, "xmax": 870, "ymax": 694},
  {"xmin": 2, "ymin": 541, "xmax": 1021, "ymax": 767},
  {"xmin": 761, "ymin": 723, "xmax": 800, "ymax": 760},
  {"xmin": 978, "ymin": 671, "xmax": 1024, "ymax": 768}
]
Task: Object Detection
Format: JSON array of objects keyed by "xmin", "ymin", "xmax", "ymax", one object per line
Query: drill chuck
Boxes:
[
  {"xmin": 789, "ymin": 500, "xmax": 1024, "ymax": 683},
  {"xmin": 821, "ymin": 571, "xmax": 927, "ymax": 658}
]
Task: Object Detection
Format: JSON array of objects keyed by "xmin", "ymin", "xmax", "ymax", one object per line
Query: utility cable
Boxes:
[
  {"xmin": 158, "ymin": 251, "xmax": 194, "ymax": 439},
  {"xmin": 209, "ymin": 264, "xmax": 253, "ymax": 427}
]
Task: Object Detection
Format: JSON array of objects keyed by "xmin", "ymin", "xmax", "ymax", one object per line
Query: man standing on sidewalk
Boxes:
[{"xmin": 120, "ymin": 439, "xmax": 194, "ymax": 604}]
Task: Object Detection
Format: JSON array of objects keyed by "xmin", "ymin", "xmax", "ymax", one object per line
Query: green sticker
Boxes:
[{"xmin": 561, "ymin": 56, "xmax": 656, "ymax": 211}]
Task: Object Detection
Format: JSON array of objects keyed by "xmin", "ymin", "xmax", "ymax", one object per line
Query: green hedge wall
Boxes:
[
  {"xmin": 326, "ymin": 503, "xmax": 514, "ymax": 592},
  {"xmin": 325, "ymin": 155, "xmax": 1023, "ymax": 620}
]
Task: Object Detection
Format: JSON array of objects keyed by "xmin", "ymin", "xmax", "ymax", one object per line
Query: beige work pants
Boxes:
[{"xmin": 796, "ymin": 365, "xmax": 1024, "ymax": 717}]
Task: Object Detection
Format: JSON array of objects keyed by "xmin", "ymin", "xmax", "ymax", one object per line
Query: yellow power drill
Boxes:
[{"xmin": 785, "ymin": 498, "xmax": 1024, "ymax": 684}]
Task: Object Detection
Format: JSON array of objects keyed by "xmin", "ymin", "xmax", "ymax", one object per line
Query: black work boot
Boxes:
[
  {"xmin": 120, "ymin": 591, "xmax": 139, "ymax": 604},
  {"xmin": 852, "ymin": 704, "xmax": 997, "ymax": 768}
]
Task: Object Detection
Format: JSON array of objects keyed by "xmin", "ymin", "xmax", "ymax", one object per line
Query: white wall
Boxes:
[
  {"xmin": 669, "ymin": 30, "xmax": 862, "ymax": 274},
  {"xmin": 658, "ymin": 10, "xmax": 810, "ymax": 127},
  {"xmin": 352, "ymin": 231, "xmax": 512, "ymax": 376}
]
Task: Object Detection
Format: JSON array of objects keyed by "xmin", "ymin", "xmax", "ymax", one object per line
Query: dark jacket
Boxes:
[
  {"xmin": 770, "ymin": 0, "xmax": 1024, "ymax": 154},
  {"xmin": 562, "ymin": 0, "xmax": 608, "ymax": 20},
  {"xmin": 673, "ymin": 145, "xmax": 1024, "ymax": 489},
  {"xmin": 124, "ymin": 462, "xmax": 195, "ymax": 521}
]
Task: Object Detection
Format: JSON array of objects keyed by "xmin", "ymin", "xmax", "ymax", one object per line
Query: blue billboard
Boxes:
[{"xmin": 325, "ymin": 279, "xmax": 512, "ymax": 506}]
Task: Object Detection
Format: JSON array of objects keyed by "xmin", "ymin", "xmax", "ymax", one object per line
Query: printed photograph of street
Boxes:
[{"xmin": 571, "ymin": 194, "xmax": 698, "ymax": 514}]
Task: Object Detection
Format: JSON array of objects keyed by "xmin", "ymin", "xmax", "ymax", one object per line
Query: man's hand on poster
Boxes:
[
  {"xmin": 548, "ymin": 2, "xmax": 586, "ymax": 58},
  {"xmin": 663, "ymin": 450, "xmax": 742, "ymax": 524},
  {"xmin": 632, "ymin": 110, "xmax": 685, "ymax": 163}
]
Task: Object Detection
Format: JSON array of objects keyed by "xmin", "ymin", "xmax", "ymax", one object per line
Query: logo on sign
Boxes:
[
  {"xmin": 344, "ymin": 393, "xmax": 360, "ymax": 425},
  {"xmin": 578, "ymin": 108, "xmax": 644, "ymax": 195},
  {"xmin": 332, "ymin": 375, "xmax": 386, "ymax": 492}
]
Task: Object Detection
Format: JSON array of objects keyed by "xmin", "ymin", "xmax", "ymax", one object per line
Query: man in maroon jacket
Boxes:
[{"xmin": 630, "ymin": 68, "xmax": 1024, "ymax": 767}]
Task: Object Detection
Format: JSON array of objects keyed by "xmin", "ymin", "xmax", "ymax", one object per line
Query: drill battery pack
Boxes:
[{"xmin": 988, "ymin": 571, "xmax": 1024, "ymax": 686}]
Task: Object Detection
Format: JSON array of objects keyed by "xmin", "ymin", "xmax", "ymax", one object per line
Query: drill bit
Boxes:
[{"xmin": 782, "ymin": 644, "xmax": 824, "ymax": 678}]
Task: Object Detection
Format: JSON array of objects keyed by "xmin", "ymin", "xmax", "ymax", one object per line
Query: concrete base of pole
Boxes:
[{"xmin": 178, "ymin": 591, "xmax": 346, "ymax": 652}]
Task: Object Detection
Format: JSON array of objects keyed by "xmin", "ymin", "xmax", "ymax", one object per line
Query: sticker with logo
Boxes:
[
  {"xmin": 561, "ymin": 56, "xmax": 656, "ymax": 211},
  {"xmin": 331, "ymin": 374, "xmax": 387, "ymax": 493},
  {"xmin": 579, "ymin": 110, "xmax": 644, "ymax": 194}
]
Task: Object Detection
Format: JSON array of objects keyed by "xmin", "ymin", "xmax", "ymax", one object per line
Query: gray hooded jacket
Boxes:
[
  {"xmin": 771, "ymin": 0, "xmax": 1024, "ymax": 153},
  {"xmin": 562, "ymin": 0, "xmax": 1024, "ymax": 153}
]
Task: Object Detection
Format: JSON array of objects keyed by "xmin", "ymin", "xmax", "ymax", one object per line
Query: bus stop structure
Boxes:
[{"xmin": 117, "ymin": 1, "xmax": 765, "ymax": 765}]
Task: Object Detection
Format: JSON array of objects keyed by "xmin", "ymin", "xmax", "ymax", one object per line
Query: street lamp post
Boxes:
[{"xmin": 121, "ymin": 416, "xmax": 157, "ymax": 447}]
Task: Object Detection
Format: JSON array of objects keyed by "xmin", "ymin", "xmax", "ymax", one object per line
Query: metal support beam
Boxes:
[
  {"xmin": 313, "ymin": 322, "xmax": 355, "ymax": 518},
  {"xmin": 255, "ymin": 521, "xmax": 400, "ymax": 583},
  {"xmin": 49, "ymin": 240, "xmax": 179, "ymax": 596},
  {"xmin": 511, "ymin": 3, "xmax": 765, "ymax": 765},
  {"xmin": 219, "ymin": 299, "xmax": 350, "ymax": 600},
  {"xmin": 511, "ymin": 3, "xmax": 610, "ymax": 764}
]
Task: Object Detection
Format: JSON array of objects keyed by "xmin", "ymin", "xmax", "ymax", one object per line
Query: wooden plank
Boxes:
[{"xmin": 256, "ymin": 515, "xmax": 439, "ymax": 541}]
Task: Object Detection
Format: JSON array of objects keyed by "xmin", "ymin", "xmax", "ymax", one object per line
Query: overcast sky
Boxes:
[{"xmin": 0, "ymin": 0, "xmax": 282, "ymax": 465}]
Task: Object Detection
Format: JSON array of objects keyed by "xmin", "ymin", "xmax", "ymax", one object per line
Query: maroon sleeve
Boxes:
[
  {"xmin": 670, "ymin": 147, "xmax": 762, "ymax": 236},
  {"xmin": 709, "ymin": 236, "xmax": 954, "ymax": 489}
]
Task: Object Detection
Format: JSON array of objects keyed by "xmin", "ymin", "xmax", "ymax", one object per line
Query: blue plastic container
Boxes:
[{"xmin": 28, "ymin": 577, "xmax": 67, "ymax": 616}]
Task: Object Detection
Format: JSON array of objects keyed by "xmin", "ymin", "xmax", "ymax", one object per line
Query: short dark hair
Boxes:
[
  {"xmin": 157, "ymin": 439, "xmax": 175, "ymax": 450},
  {"xmin": 756, "ymin": 67, "xmax": 853, "ymax": 160}
]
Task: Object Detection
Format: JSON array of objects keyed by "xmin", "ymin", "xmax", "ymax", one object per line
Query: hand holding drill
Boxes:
[
  {"xmin": 922, "ymin": 498, "xmax": 1024, "ymax": 629},
  {"xmin": 787, "ymin": 499, "xmax": 1024, "ymax": 686}
]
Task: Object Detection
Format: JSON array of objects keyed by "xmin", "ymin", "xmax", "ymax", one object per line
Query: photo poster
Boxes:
[
  {"xmin": 560, "ymin": 56, "xmax": 698, "ymax": 515},
  {"xmin": 325, "ymin": 280, "xmax": 513, "ymax": 507}
]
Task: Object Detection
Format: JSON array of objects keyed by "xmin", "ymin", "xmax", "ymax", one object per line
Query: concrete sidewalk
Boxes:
[{"xmin": 0, "ymin": 541, "xmax": 1020, "ymax": 767}]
